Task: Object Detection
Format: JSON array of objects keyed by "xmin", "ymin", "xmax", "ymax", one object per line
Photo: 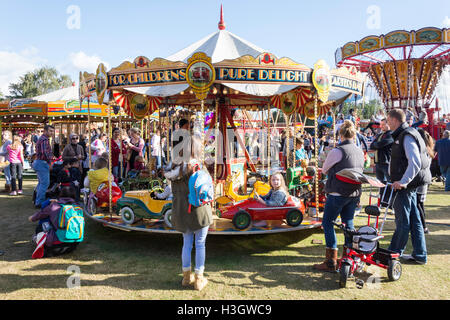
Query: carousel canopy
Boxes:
[{"xmin": 81, "ymin": 6, "xmax": 364, "ymax": 119}]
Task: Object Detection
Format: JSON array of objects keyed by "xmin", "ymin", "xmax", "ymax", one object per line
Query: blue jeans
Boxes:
[
  {"xmin": 153, "ymin": 155, "xmax": 161, "ymax": 169},
  {"xmin": 33, "ymin": 160, "xmax": 50, "ymax": 206},
  {"xmin": 3, "ymin": 164, "xmax": 11, "ymax": 185},
  {"xmin": 322, "ymin": 195, "xmax": 360, "ymax": 249},
  {"xmin": 440, "ymin": 166, "xmax": 450, "ymax": 191},
  {"xmin": 388, "ymin": 188, "xmax": 427, "ymax": 263},
  {"xmin": 182, "ymin": 226, "xmax": 209, "ymax": 274}
]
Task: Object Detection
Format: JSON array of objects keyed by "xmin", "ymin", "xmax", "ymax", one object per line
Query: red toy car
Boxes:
[{"xmin": 217, "ymin": 196, "xmax": 306, "ymax": 230}]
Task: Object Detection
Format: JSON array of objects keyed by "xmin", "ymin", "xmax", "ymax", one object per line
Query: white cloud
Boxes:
[
  {"xmin": 0, "ymin": 46, "xmax": 47, "ymax": 95},
  {"xmin": 443, "ymin": 16, "xmax": 450, "ymax": 28},
  {"xmin": 68, "ymin": 51, "xmax": 110, "ymax": 73}
]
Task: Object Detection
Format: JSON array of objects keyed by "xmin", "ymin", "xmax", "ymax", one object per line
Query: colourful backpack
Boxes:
[
  {"xmin": 55, "ymin": 204, "xmax": 85, "ymax": 243},
  {"xmin": 188, "ymin": 168, "xmax": 214, "ymax": 212}
]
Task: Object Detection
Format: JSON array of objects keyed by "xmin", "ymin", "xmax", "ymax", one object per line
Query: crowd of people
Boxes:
[{"xmin": 0, "ymin": 107, "xmax": 449, "ymax": 290}]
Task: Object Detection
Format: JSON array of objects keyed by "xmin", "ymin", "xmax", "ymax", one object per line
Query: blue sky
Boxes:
[{"xmin": 0, "ymin": 0, "xmax": 449, "ymax": 95}]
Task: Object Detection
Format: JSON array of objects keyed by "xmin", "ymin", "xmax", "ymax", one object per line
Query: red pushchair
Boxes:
[{"xmin": 333, "ymin": 178, "xmax": 402, "ymax": 288}]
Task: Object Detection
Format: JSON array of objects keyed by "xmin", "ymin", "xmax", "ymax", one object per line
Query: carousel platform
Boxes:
[{"xmin": 84, "ymin": 208, "xmax": 322, "ymax": 235}]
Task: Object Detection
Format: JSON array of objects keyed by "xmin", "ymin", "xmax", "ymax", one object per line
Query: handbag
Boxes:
[{"xmin": 0, "ymin": 160, "xmax": 10, "ymax": 170}]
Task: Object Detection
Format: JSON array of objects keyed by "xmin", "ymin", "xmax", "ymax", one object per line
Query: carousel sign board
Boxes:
[
  {"xmin": 214, "ymin": 53, "xmax": 312, "ymax": 86},
  {"xmin": 95, "ymin": 63, "xmax": 108, "ymax": 105},
  {"xmin": 330, "ymin": 66, "xmax": 364, "ymax": 95},
  {"xmin": 186, "ymin": 52, "xmax": 216, "ymax": 100},
  {"xmin": 312, "ymin": 60, "xmax": 331, "ymax": 103}
]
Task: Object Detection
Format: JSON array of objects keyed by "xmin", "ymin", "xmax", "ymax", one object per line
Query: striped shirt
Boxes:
[{"xmin": 35, "ymin": 135, "xmax": 53, "ymax": 163}]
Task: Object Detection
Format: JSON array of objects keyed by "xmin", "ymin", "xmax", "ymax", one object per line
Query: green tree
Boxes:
[
  {"xmin": 339, "ymin": 98, "xmax": 383, "ymax": 120},
  {"xmin": 8, "ymin": 66, "xmax": 72, "ymax": 98}
]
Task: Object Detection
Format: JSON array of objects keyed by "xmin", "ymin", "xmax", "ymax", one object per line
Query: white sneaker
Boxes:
[{"xmin": 9, "ymin": 191, "xmax": 17, "ymax": 196}]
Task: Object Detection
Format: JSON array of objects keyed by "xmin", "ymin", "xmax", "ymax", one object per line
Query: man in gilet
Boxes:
[{"xmin": 387, "ymin": 109, "xmax": 430, "ymax": 265}]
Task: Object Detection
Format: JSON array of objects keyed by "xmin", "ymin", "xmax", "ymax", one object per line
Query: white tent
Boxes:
[
  {"xmin": 124, "ymin": 8, "xmax": 350, "ymax": 102},
  {"xmin": 33, "ymin": 83, "xmax": 102, "ymax": 104}
]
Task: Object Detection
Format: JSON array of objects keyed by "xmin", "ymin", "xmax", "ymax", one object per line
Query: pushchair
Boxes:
[{"xmin": 333, "ymin": 182, "xmax": 402, "ymax": 288}]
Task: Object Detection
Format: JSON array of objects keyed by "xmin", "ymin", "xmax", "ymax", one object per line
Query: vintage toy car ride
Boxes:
[
  {"xmin": 115, "ymin": 186, "xmax": 173, "ymax": 227},
  {"xmin": 217, "ymin": 195, "xmax": 306, "ymax": 230}
]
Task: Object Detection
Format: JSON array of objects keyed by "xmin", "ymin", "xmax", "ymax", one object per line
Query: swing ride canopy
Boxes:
[
  {"xmin": 335, "ymin": 27, "xmax": 450, "ymax": 111},
  {"xmin": 81, "ymin": 7, "xmax": 365, "ymax": 120}
]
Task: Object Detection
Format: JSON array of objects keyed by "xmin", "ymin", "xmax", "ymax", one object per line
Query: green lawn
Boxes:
[{"xmin": 0, "ymin": 179, "xmax": 449, "ymax": 300}]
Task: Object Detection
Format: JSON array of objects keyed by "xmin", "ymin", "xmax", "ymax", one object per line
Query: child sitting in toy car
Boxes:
[
  {"xmin": 84, "ymin": 157, "xmax": 109, "ymax": 192},
  {"xmin": 254, "ymin": 172, "xmax": 288, "ymax": 207}
]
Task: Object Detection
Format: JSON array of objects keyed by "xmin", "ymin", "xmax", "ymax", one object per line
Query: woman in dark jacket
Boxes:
[{"xmin": 165, "ymin": 135, "xmax": 212, "ymax": 291}]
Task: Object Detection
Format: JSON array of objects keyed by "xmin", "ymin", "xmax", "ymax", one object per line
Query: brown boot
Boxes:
[
  {"xmin": 182, "ymin": 271, "xmax": 195, "ymax": 287},
  {"xmin": 313, "ymin": 248, "xmax": 338, "ymax": 272},
  {"xmin": 194, "ymin": 272, "xmax": 208, "ymax": 291},
  {"xmin": 2, "ymin": 184, "xmax": 11, "ymax": 193}
]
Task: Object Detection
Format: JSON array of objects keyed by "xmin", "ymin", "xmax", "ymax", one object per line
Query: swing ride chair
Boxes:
[
  {"xmin": 332, "ymin": 183, "xmax": 402, "ymax": 288},
  {"xmin": 115, "ymin": 184, "xmax": 173, "ymax": 227},
  {"xmin": 78, "ymin": 6, "xmax": 364, "ymax": 234}
]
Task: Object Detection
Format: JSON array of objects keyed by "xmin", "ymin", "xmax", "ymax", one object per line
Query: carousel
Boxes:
[{"xmin": 79, "ymin": 6, "xmax": 365, "ymax": 235}]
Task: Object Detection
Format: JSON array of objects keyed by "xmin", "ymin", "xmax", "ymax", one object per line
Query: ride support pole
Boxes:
[
  {"xmin": 108, "ymin": 103, "xmax": 112, "ymax": 214},
  {"xmin": 88, "ymin": 97, "xmax": 92, "ymax": 169},
  {"xmin": 314, "ymin": 95, "xmax": 319, "ymax": 219},
  {"xmin": 267, "ymin": 103, "xmax": 271, "ymax": 177}
]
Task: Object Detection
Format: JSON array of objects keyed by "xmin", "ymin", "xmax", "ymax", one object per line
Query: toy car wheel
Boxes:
[
  {"xmin": 120, "ymin": 206, "xmax": 136, "ymax": 225},
  {"xmin": 163, "ymin": 208, "xmax": 173, "ymax": 228},
  {"xmin": 339, "ymin": 262, "xmax": 351, "ymax": 288},
  {"xmin": 87, "ymin": 198, "xmax": 97, "ymax": 215},
  {"xmin": 286, "ymin": 209, "xmax": 303, "ymax": 227},
  {"xmin": 387, "ymin": 260, "xmax": 402, "ymax": 281},
  {"xmin": 232, "ymin": 210, "xmax": 251, "ymax": 230}
]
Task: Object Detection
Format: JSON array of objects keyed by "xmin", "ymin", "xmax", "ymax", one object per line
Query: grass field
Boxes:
[{"xmin": 0, "ymin": 179, "xmax": 449, "ymax": 300}]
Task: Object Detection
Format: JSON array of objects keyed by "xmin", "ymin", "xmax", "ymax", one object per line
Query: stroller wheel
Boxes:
[
  {"xmin": 388, "ymin": 260, "xmax": 402, "ymax": 281},
  {"xmin": 339, "ymin": 262, "xmax": 351, "ymax": 288}
]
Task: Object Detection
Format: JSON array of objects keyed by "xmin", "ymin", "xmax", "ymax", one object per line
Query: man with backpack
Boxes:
[{"xmin": 28, "ymin": 186, "xmax": 84, "ymax": 258}]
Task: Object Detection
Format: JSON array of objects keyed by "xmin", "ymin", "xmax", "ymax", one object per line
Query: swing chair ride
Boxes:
[
  {"xmin": 336, "ymin": 27, "xmax": 450, "ymax": 140},
  {"xmin": 79, "ymin": 6, "xmax": 364, "ymax": 235}
]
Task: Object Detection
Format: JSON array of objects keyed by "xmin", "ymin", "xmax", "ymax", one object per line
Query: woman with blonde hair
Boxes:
[
  {"xmin": 313, "ymin": 120, "xmax": 365, "ymax": 272},
  {"xmin": 7, "ymin": 135, "xmax": 25, "ymax": 196},
  {"xmin": 165, "ymin": 134, "xmax": 212, "ymax": 291}
]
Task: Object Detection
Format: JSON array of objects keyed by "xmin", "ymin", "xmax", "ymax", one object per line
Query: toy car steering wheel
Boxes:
[{"xmin": 150, "ymin": 186, "xmax": 165, "ymax": 199}]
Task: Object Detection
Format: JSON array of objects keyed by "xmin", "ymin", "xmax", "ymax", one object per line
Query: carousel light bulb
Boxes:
[
  {"xmin": 189, "ymin": 90, "xmax": 193, "ymax": 95},
  {"xmin": 212, "ymin": 87, "xmax": 217, "ymax": 94},
  {"xmin": 180, "ymin": 91, "xmax": 184, "ymax": 95},
  {"xmin": 223, "ymin": 88, "xmax": 228, "ymax": 94}
]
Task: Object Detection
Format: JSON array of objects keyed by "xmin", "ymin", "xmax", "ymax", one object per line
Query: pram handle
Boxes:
[{"xmin": 332, "ymin": 220, "xmax": 378, "ymax": 236}]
